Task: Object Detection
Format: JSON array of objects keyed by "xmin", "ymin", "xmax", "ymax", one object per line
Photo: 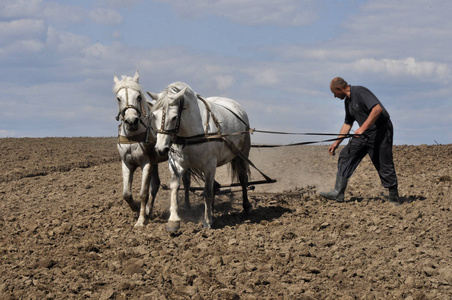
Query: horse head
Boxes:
[
  {"xmin": 113, "ymin": 71, "xmax": 148, "ymax": 132},
  {"xmin": 151, "ymin": 86, "xmax": 187, "ymax": 156}
]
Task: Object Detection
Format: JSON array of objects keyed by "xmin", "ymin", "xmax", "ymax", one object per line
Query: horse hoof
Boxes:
[
  {"xmin": 129, "ymin": 205, "xmax": 140, "ymax": 213},
  {"xmin": 134, "ymin": 221, "xmax": 144, "ymax": 227},
  {"xmin": 166, "ymin": 221, "xmax": 180, "ymax": 232},
  {"xmin": 203, "ymin": 220, "xmax": 212, "ymax": 229},
  {"xmin": 134, "ymin": 216, "xmax": 147, "ymax": 227},
  {"xmin": 243, "ymin": 203, "xmax": 252, "ymax": 214}
]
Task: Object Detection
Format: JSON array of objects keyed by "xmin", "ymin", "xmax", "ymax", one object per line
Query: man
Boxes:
[{"xmin": 320, "ymin": 77, "xmax": 401, "ymax": 205}]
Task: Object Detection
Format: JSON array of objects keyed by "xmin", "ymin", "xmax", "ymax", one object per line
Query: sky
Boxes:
[{"xmin": 0, "ymin": 0, "xmax": 451, "ymax": 145}]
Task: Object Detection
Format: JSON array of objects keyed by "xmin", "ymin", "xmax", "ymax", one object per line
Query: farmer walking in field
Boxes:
[{"xmin": 320, "ymin": 77, "xmax": 401, "ymax": 205}]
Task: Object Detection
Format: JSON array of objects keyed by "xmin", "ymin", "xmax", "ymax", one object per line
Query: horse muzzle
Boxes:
[
  {"xmin": 155, "ymin": 145, "xmax": 169, "ymax": 157},
  {"xmin": 124, "ymin": 117, "xmax": 139, "ymax": 131}
]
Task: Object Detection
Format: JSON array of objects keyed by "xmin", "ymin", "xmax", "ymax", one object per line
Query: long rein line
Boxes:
[
  {"xmin": 248, "ymin": 129, "xmax": 358, "ymax": 148},
  {"xmin": 191, "ymin": 94, "xmax": 358, "ymax": 148}
]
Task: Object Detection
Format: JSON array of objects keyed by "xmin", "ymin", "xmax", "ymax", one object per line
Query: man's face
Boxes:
[{"xmin": 331, "ymin": 86, "xmax": 347, "ymax": 100}]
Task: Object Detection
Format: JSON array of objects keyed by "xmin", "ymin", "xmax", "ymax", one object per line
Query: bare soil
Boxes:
[{"xmin": 0, "ymin": 137, "xmax": 451, "ymax": 299}]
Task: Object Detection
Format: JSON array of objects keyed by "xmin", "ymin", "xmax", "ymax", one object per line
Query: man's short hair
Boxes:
[{"xmin": 331, "ymin": 77, "xmax": 348, "ymax": 89}]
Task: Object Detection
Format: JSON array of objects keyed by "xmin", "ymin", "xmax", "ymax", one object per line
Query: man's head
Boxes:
[{"xmin": 330, "ymin": 77, "xmax": 349, "ymax": 99}]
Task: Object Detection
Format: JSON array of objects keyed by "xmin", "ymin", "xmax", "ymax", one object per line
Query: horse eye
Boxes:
[
  {"xmin": 116, "ymin": 97, "xmax": 121, "ymax": 102},
  {"xmin": 137, "ymin": 95, "xmax": 142, "ymax": 102}
]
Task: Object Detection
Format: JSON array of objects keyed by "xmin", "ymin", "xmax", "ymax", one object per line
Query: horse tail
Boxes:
[
  {"xmin": 188, "ymin": 168, "xmax": 205, "ymax": 184},
  {"xmin": 230, "ymin": 131, "xmax": 251, "ymax": 183}
]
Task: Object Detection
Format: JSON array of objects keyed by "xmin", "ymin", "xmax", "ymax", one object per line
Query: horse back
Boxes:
[{"xmin": 205, "ymin": 97, "xmax": 249, "ymax": 133}]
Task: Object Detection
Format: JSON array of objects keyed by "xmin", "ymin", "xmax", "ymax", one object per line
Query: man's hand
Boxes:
[
  {"xmin": 355, "ymin": 104, "xmax": 382, "ymax": 137},
  {"xmin": 354, "ymin": 127, "xmax": 365, "ymax": 137},
  {"xmin": 330, "ymin": 123, "xmax": 352, "ymax": 155},
  {"xmin": 328, "ymin": 143, "xmax": 339, "ymax": 156}
]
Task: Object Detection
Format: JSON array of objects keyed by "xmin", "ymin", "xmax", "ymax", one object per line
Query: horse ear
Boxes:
[
  {"xmin": 133, "ymin": 70, "xmax": 139, "ymax": 83},
  {"xmin": 171, "ymin": 87, "xmax": 187, "ymax": 100},
  {"xmin": 147, "ymin": 99, "xmax": 157, "ymax": 107},
  {"xmin": 147, "ymin": 91, "xmax": 159, "ymax": 101},
  {"xmin": 114, "ymin": 75, "xmax": 120, "ymax": 84}
]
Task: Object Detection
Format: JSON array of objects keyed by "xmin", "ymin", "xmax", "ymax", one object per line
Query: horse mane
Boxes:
[
  {"xmin": 152, "ymin": 81, "xmax": 195, "ymax": 111},
  {"xmin": 113, "ymin": 75, "xmax": 146, "ymax": 96}
]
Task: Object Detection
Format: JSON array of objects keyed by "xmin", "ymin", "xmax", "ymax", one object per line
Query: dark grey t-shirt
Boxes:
[{"xmin": 344, "ymin": 85, "xmax": 390, "ymax": 130}]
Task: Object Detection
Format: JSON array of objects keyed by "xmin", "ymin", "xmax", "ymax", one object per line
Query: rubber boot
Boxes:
[
  {"xmin": 320, "ymin": 175, "xmax": 348, "ymax": 202},
  {"xmin": 388, "ymin": 186, "xmax": 401, "ymax": 206}
]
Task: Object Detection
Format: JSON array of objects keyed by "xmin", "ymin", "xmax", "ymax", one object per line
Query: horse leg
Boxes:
[
  {"xmin": 167, "ymin": 163, "xmax": 183, "ymax": 232},
  {"xmin": 233, "ymin": 156, "xmax": 252, "ymax": 213},
  {"xmin": 121, "ymin": 161, "xmax": 139, "ymax": 213},
  {"xmin": 238, "ymin": 134, "xmax": 252, "ymax": 214},
  {"xmin": 203, "ymin": 167, "xmax": 216, "ymax": 229},
  {"xmin": 182, "ymin": 169, "xmax": 191, "ymax": 210},
  {"xmin": 147, "ymin": 163, "xmax": 160, "ymax": 219},
  {"xmin": 239, "ymin": 159, "xmax": 251, "ymax": 214},
  {"xmin": 135, "ymin": 162, "xmax": 151, "ymax": 227}
]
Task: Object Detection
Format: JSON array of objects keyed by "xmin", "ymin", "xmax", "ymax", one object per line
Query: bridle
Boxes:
[
  {"xmin": 156, "ymin": 97, "xmax": 185, "ymax": 137},
  {"xmin": 115, "ymin": 86, "xmax": 153, "ymax": 144},
  {"xmin": 115, "ymin": 86, "xmax": 147, "ymax": 122}
]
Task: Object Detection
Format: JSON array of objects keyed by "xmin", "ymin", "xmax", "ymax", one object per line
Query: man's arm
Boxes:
[
  {"xmin": 328, "ymin": 123, "xmax": 352, "ymax": 155},
  {"xmin": 354, "ymin": 104, "xmax": 383, "ymax": 135}
]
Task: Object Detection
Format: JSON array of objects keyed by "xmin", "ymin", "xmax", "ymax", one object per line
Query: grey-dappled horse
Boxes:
[
  {"xmin": 114, "ymin": 71, "xmax": 168, "ymax": 227},
  {"xmin": 149, "ymin": 82, "xmax": 252, "ymax": 231}
]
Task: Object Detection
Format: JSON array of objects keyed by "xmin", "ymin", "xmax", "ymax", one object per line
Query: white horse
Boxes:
[
  {"xmin": 150, "ymin": 82, "xmax": 252, "ymax": 231},
  {"xmin": 113, "ymin": 71, "xmax": 168, "ymax": 227}
]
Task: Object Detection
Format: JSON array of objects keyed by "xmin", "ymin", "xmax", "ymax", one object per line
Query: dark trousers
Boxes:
[{"xmin": 337, "ymin": 121, "xmax": 398, "ymax": 188}]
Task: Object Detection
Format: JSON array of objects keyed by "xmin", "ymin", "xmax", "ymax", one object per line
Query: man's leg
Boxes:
[
  {"xmin": 370, "ymin": 123, "xmax": 400, "ymax": 205},
  {"xmin": 320, "ymin": 137, "xmax": 367, "ymax": 202}
]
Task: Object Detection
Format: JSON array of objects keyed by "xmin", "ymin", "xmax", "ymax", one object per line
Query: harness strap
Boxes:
[
  {"xmin": 221, "ymin": 136, "xmax": 275, "ymax": 183},
  {"xmin": 196, "ymin": 94, "xmax": 223, "ymax": 135},
  {"xmin": 214, "ymin": 101, "xmax": 249, "ymax": 129},
  {"xmin": 173, "ymin": 129, "xmax": 253, "ymax": 146},
  {"xmin": 118, "ymin": 131, "xmax": 155, "ymax": 144},
  {"xmin": 117, "ymin": 119, "xmax": 154, "ymax": 144},
  {"xmin": 173, "ymin": 133, "xmax": 223, "ymax": 146}
]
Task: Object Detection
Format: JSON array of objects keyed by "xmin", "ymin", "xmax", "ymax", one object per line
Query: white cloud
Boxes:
[
  {"xmin": 0, "ymin": 39, "xmax": 45, "ymax": 56},
  {"xmin": 89, "ymin": 8, "xmax": 123, "ymax": 25},
  {"xmin": 43, "ymin": 2, "xmax": 85, "ymax": 24},
  {"xmin": 252, "ymin": 68, "xmax": 281, "ymax": 85},
  {"xmin": 0, "ymin": 0, "xmax": 43, "ymax": 19},
  {"xmin": 269, "ymin": 45, "xmax": 379, "ymax": 62},
  {"xmin": 343, "ymin": 0, "xmax": 452, "ymax": 60},
  {"xmin": 0, "ymin": 19, "xmax": 47, "ymax": 59},
  {"xmin": 155, "ymin": 0, "xmax": 318, "ymax": 26},
  {"xmin": 46, "ymin": 27, "xmax": 91, "ymax": 55},
  {"xmin": 95, "ymin": 0, "xmax": 142, "ymax": 8},
  {"xmin": 0, "ymin": 19, "xmax": 47, "ymax": 45},
  {"xmin": 0, "ymin": 0, "xmax": 84, "ymax": 25},
  {"xmin": 214, "ymin": 75, "xmax": 235, "ymax": 90},
  {"xmin": 353, "ymin": 57, "xmax": 451, "ymax": 83}
]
